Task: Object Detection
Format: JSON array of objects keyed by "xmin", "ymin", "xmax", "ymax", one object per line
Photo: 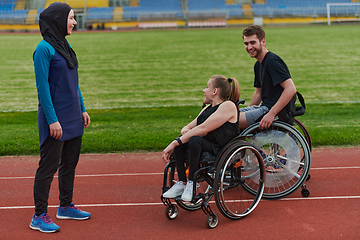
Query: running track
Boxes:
[{"xmin": 0, "ymin": 147, "xmax": 359, "ymax": 239}]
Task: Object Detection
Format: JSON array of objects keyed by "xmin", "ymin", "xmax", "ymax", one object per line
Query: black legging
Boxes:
[
  {"xmin": 173, "ymin": 136, "xmax": 218, "ymax": 182},
  {"xmin": 33, "ymin": 135, "xmax": 82, "ymax": 216}
]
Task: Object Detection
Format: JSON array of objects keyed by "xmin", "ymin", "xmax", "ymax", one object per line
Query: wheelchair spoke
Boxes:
[
  {"xmin": 269, "ymin": 170, "xmax": 298, "ymax": 194},
  {"xmin": 277, "ymin": 163, "xmax": 301, "ymax": 179},
  {"xmin": 275, "ymin": 155, "xmax": 302, "ymax": 169}
]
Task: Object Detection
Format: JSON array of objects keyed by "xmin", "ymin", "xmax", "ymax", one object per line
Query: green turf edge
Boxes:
[{"xmin": 0, "ymin": 102, "xmax": 359, "ymax": 156}]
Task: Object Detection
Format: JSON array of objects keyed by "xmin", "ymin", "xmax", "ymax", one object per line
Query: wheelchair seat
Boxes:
[{"xmin": 199, "ymin": 152, "xmax": 216, "ymax": 165}]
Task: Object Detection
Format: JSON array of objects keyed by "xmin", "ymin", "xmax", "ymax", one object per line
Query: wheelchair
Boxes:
[
  {"xmin": 161, "ymin": 138, "xmax": 266, "ymax": 229},
  {"xmin": 161, "ymin": 98, "xmax": 311, "ymax": 228}
]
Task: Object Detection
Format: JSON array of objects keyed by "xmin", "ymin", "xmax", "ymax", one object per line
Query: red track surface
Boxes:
[{"xmin": 1, "ymin": 147, "xmax": 360, "ymax": 239}]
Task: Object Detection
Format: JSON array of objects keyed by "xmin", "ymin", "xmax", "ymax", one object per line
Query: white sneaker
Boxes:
[
  {"xmin": 163, "ymin": 181, "xmax": 185, "ymax": 198},
  {"xmin": 181, "ymin": 181, "xmax": 194, "ymax": 202}
]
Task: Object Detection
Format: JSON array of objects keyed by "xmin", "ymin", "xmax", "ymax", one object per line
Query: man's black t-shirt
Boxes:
[{"xmin": 254, "ymin": 51, "xmax": 291, "ymax": 109}]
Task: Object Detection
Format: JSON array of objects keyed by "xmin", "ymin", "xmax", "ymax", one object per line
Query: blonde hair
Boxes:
[{"xmin": 211, "ymin": 75, "xmax": 240, "ymax": 104}]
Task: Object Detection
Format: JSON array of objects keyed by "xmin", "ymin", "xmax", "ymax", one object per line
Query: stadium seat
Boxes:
[
  {"xmin": 251, "ymin": 0, "xmax": 353, "ymax": 17},
  {"xmin": 187, "ymin": 0, "xmax": 243, "ymax": 18},
  {"xmin": 122, "ymin": 0, "xmax": 182, "ymax": 20},
  {"xmin": 87, "ymin": 7, "xmax": 114, "ymax": 20},
  {"xmin": 0, "ymin": 0, "xmax": 16, "ymax": 11},
  {"xmin": 0, "ymin": 0, "xmax": 30, "ymax": 22}
]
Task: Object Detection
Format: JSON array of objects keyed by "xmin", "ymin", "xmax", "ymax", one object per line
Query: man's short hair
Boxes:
[{"xmin": 242, "ymin": 25, "xmax": 265, "ymax": 41}]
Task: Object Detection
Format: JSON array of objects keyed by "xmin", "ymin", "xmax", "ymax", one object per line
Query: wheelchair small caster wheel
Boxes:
[
  {"xmin": 301, "ymin": 188, "xmax": 310, "ymax": 197},
  {"xmin": 306, "ymin": 174, "xmax": 311, "ymax": 181},
  {"xmin": 206, "ymin": 213, "xmax": 219, "ymax": 229},
  {"xmin": 165, "ymin": 205, "xmax": 179, "ymax": 220}
]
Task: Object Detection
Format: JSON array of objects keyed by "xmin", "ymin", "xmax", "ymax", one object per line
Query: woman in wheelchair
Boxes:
[{"xmin": 162, "ymin": 75, "xmax": 240, "ymax": 202}]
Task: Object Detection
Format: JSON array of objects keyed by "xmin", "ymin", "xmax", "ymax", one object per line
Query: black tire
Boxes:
[
  {"xmin": 214, "ymin": 140, "xmax": 265, "ymax": 220},
  {"xmin": 241, "ymin": 121, "xmax": 311, "ymax": 200},
  {"xmin": 206, "ymin": 213, "xmax": 219, "ymax": 229},
  {"xmin": 301, "ymin": 188, "xmax": 310, "ymax": 197},
  {"xmin": 294, "ymin": 118, "xmax": 312, "ymax": 152},
  {"xmin": 165, "ymin": 205, "xmax": 179, "ymax": 220},
  {"xmin": 293, "ymin": 118, "xmax": 312, "ymax": 181}
]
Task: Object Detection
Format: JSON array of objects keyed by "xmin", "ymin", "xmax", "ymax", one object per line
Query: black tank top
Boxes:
[{"xmin": 197, "ymin": 103, "xmax": 239, "ymax": 149}]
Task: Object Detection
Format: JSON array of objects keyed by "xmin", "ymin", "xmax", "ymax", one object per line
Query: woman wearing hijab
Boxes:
[{"xmin": 30, "ymin": 2, "xmax": 91, "ymax": 233}]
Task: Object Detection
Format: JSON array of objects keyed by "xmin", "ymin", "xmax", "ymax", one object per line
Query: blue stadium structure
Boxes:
[
  {"xmin": 251, "ymin": 0, "xmax": 357, "ymax": 17},
  {"xmin": 121, "ymin": 0, "xmax": 243, "ymax": 20},
  {"xmin": 0, "ymin": 0, "xmax": 359, "ymax": 30},
  {"xmin": 187, "ymin": 0, "xmax": 243, "ymax": 18},
  {"xmin": 0, "ymin": 0, "xmax": 28, "ymax": 23},
  {"xmin": 0, "ymin": 0, "xmax": 16, "ymax": 11},
  {"xmin": 123, "ymin": 0, "xmax": 182, "ymax": 20},
  {"xmin": 87, "ymin": 7, "xmax": 114, "ymax": 20}
]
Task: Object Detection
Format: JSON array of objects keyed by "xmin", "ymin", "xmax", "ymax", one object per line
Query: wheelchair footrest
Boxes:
[
  {"xmin": 161, "ymin": 196, "xmax": 173, "ymax": 207},
  {"xmin": 201, "ymin": 200, "xmax": 215, "ymax": 217}
]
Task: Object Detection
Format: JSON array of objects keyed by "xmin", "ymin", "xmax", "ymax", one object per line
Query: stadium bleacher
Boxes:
[
  {"xmin": 251, "ymin": 0, "xmax": 356, "ymax": 17},
  {"xmin": 0, "ymin": 9, "xmax": 28, "ymax": 21},
  {"xmin": 122, "ymin": 6, "xmax": 138, "ymax": 19},
  {"xmin": 187, "ymin": 0, "xmax": 243, "ymax": 18},
  {"xmin": 0, "ymin": 0, "xmax": 16, "ymax": 11},
  {"xmin": 123, "ymin": 0, "xmax": 182, "ymax": 20},
  {"xmin": 87, "ymin": 6, "xmax": 114, "ymax": 20},
  {"xmin": 0, "ymin": 0, "xmax": 29, "ymax": 22},
  {"xmin": 1, "ymin": 0, "xmax": 359, "ymax": 31},
  {"xmin": 122, "ymin": 0, "xmax": 241, "ymax": 26}
]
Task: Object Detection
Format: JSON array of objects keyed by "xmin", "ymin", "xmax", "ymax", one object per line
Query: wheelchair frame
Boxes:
[{"xmin": 161, "ymin": 138, "xmax": 266, "ymax": 228}]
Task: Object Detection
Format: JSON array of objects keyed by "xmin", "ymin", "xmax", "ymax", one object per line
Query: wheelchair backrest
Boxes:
[
  {"xmin": 252, "ymin": 91, "xmax": 306, "ymax": 125},
  {"xmin": 278, "ymin": 91, "xmax": 306, "ymax": 124}
]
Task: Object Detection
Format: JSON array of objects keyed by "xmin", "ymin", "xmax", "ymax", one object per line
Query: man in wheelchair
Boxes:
[
  {"xmin": 162, "ymin": 75, "xmax": 240, "ymax": 202},
  {"xmin": 239, "ymin": 25, "xmax": 297, "ymax": 130}
]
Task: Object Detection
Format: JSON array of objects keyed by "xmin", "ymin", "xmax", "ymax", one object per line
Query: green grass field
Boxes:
[{"xmin": 0, "ymin": 25, "xmax": 359, "ymax": 156}]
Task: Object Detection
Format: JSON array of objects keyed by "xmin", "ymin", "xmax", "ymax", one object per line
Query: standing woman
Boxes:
[
  {"xmin": 30, "ymin": 2, "xmax": 91, "ymax": 233},
  {"xmin": 162, "ymin": 75, "xmax": 240, "ymax": 202}
]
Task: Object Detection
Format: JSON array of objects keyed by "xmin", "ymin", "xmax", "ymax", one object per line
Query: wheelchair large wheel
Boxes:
[
  {"xmin": 167, "ymin": 163, "xmax": 212, "ymax": 211},
  {"xmin": 294, "ymin": 118, "xmax": 312, "ymax": 152},
  {"xmin": 214, "ymin": 140, "xmax": 265, "ymax": 220},
  {"xmin": 241, "ymin": 121, "xmax": 311, "ymax": 200}
]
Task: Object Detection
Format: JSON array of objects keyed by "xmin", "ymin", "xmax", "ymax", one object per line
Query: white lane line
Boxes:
[
  {"xmin": 279, "ymin": 195, "xmax": 360, "ymax": 201},
  {"xmin": 311, "ymin": 166, "xmax": 360, "ymax": 170},
  {"xmin": 0, "ymin": 203, "xmax": 162, "ymax": 210},
  {"xmin": 1, "ymin": 195, "xmax": 360, "ymax": 210},
  {"xmin": 0, "ymin": 173, "xmax": 163, "ymax": 180},
  {"xmin": 1, "ymin": 166, "xmax": 359, "ymax": 180}
]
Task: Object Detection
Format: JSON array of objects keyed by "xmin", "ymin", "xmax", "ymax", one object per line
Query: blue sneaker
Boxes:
[
  {"xmin": 29, "ymin": 213, "xmax": 60, "ymax": 233},
  {"xmin": 56, "ymin": 203, "xmax": 91, "ymax": 220}
]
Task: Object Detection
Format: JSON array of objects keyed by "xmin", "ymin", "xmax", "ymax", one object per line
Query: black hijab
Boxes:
[{"xmin": 39, "ymin": 2, "xmax": 77, "ymax": 69}]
